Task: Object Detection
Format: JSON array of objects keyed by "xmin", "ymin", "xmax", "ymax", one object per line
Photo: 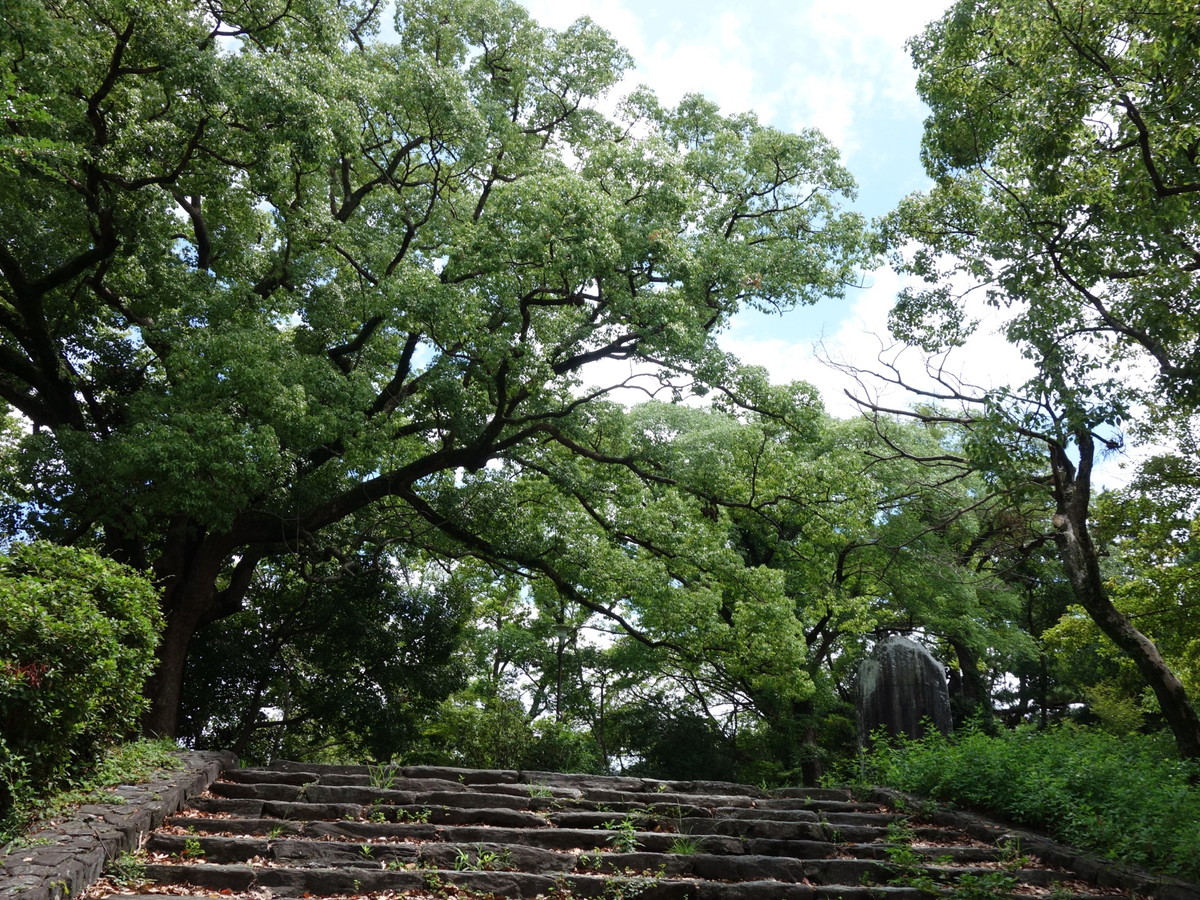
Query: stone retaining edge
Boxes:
[
  {"xmin": 865, "ymin": 787, "xmax": 1200, "ymax": 900},
  {"xmin": 0, "ymin": 750, "xmax": 235, "ymax": 900}
]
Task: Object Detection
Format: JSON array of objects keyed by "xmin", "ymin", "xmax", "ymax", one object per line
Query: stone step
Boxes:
[
  {"xmin": 165, "ymin": 817, "xmax": 747, "ymax": 854},
  {"xmin": 149, "ymin": 831, "xmax": 1059, "ymax": 890},
  {"xmin": 773, "ymin": 787, "xmax": 856, "ymax": 802},
  {"xmin": 843, "ymin": 842, "xmax": 1002, "ymax": 863},
  {"xmin": 267, "ymin": 762, "xmax": 769, "ymax": 800},
  {"xmin": 207, "ymin": 777, "xmax": 779, "ymax": 819},
  {"xmin": 94, "ymin": 762, "xmax": 1186, "ymax": 900},
  {"xmin": 165, "ymin": 811, "xmax": 970, "ymax": 861},
  {"xmin": 678, "ymin": 816, "xmax": 829, "ymax": 841},
  {"xmin": 759, "ymin": 798, "xmax": 882, "ymax": 812},
  {"xmin": 137, "ymin": 861, "xmax": 870, "ymax": 899}
]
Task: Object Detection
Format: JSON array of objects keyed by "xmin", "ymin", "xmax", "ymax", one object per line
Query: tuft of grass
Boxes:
[
  {"xmin": 848, "ymin": 721, "xmax": 1200, "ymax": 881},
  {"xmin": 3, "ymin": 739, "xmax": 182, "ymax": 848},
  {"xmin": 666, "ymin": 835, "xmax": 702, "ymax": 855},
  {"xmin": 105, "ymin": 851, "xmax": 147, "ymax": 887}
]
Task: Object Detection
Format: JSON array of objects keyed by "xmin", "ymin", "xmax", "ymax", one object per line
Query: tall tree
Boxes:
[
  {"xmin": 883, "ymin": 0, "xmax": 1200, "ymax": 756},
  {"xmin": 0, "ymin": 0, "xmax": 869, "ymax": 734}
]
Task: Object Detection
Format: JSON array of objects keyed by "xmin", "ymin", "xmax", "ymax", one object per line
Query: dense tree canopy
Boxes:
[
  {"xmin": 881, "ymin": 0, "xmax": 1200, "ymax": 757},
  {"xmin": 0, "ymin": 0, "xmax": 869, "ymax": 735},
  {"xmin": 6, "ymin": 0, "xmax": 1199, "ymax": 788}
]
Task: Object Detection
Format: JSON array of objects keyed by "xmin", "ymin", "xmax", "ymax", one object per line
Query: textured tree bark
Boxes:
[{"xmin": 142, "ymin": 531, "xmax": 243, "ymax": 738}]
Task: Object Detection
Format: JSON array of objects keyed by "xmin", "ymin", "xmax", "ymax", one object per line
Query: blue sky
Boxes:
[{"xmin": 515, "ymin": 0, "xmax": 1027, "ymax": 413}]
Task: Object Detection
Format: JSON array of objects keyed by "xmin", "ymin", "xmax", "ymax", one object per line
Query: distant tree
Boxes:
[
  {"xmin": 0, "ymin": 0, "xmax": 869, "ymax": 735},
  {"xmin": 177, "ymin": 553, "xmax": 468, "ymax": 763}
]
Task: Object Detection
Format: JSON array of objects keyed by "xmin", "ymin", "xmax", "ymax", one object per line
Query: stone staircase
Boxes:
[{"xmin": 90, "ymin": 762, "xmax": 1189, "ymax": 900}]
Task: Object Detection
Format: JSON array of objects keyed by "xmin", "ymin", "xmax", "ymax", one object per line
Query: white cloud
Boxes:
[{"xmin": 723, "ymin": 263, "xmax": 1037, "ymax": 418}]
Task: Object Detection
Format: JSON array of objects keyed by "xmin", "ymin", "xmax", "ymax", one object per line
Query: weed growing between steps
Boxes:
[
  {"xmin": 846, "ymin": 721, "xmax": 1200, "ymax": 880},
  {"xmin": 597, "ymin": 815, "xmax": 640, "ymax": 853},
  {"xmin": 876, "ymin": 819, "xmax": 1022, "ymax": 900}
]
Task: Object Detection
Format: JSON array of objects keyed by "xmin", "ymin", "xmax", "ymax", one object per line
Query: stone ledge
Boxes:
[
  {"xmin": 0, "ymin": 750, "xmax": 235, "ymax": 900},
  {"xmin": 866, "ymin": 787, "xmax": 1200, "ymax": 900}
]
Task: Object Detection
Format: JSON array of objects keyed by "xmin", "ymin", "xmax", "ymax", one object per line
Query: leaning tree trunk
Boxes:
[{"xmin": 1050, "ymin": 432, "xmax": 1200, "ymax": 760}]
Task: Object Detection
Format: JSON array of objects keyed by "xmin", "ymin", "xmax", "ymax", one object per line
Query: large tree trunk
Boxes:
[
  {"xmin": 1051, "ymin": 433, "xmax": 1200, "ymax": 760},
  {"xmin": 142, "ymin": 597, "xmax": 208, "ymax": 737},
  {"xmin": 141, "ymin": 528, "xmax": 252, "ymax": 737}
]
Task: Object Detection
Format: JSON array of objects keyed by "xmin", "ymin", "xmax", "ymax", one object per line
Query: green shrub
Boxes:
[
  {"xmin": 850, "ymin": 722, "xmax": 1200, "ymax": 880},
  {"xmin": 0, "ymin": 542, "xmax": 161, "ymax": 833}
]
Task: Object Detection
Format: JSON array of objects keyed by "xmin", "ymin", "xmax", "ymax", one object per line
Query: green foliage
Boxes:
[
  {"xmin": 599, "ymin": 815, "xmax": 640, "ymax": 854},
  {"xmin": 178, "ymin": 556, "xmax": 468, "ymax": 763},
  {"xmin": 666, "ymin": 836, "xmax": 702, "ymax": 855},
  {"xmin": 883, "ymin": 820, "xmax": 943, "ymax": 896},
  {"xmin": 453, "ymin": 844, "xmax": 513, "ymax": 871},
  {"xmin": 884, "ymin": 0, "xmax": 1200, "ymax": 762},
  {"xmin": 1, "ymin": 738, "xmax": 178, "ymax": 848},
  {"xmin": 952, "ymin": 872, "xmax": 1018, "ymax": 900},
  {"xmin": 0, "ymin": 0, "xmax": 871, "ymax": 738},
  {"xmin": 408, "ymin": 692, "xmax": 604, "ymax": 773},
  {"xmin": 855, "ymin": 723, "xmax": 1200, "ymax": 880},
  {"xmin": 104, "ymin": 851, "xmax": 147, "ymax": 887},
  {"xmin": 0, "ymin": 542, "xmax": 161, "ymax": 833}
]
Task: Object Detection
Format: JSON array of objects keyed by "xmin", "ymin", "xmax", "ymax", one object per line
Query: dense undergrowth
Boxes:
[
  {"xmin": 846, "ymin": 722, "xmax": 1200, "ymax": 882},
  {"xmin": 0, "ymin": 739, "xmax": 181, "ymax": 850}
]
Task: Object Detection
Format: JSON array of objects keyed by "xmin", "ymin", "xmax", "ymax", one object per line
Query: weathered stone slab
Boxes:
[
  {"xmin": 637, "ymin": 833, "xmax": 747, "ymax": 855},
  {"xmin": 803, "ymin": 858, "xmax": 894, "ymax": 884},
  {"xmin": 711, "ymin": 807, "xmax": 820, "ymax": 824},
  {"xmin": 842, "ymin": 843, "xmax": 999, "ymax": 863},
  {"xmin": 682, "ymin": 817, "xmax": 825, "ymax": 841},
  {"xmin": 772, "ymin": 787, "xmax": 854, "ymax": 801},
  {"xmin": 662, "ymin": 780, "xmax": 768, "ymax": 799},
  {"xmin": 183, "ymin": 797, "xmax": 265, "ymax": 816},
  {"xmin": 646, "ymin": 802, "xmax": 714, "ymax": 819},
  {"xmin": 577, "ymin": 852, "xmax": 694, "ymax": 877},
  {"xmin": 549, "ymin": 810, "xmax": 647, "ymax": 829},
  {"xmin": 812, "ymin": 886, "xmax": 930, "ymax": 900},
  {"xmin": 822, "ymin": 811, "xmax": 898, "ymax": 826},
  {"xmin": 690, "ymin": 853, "xmax": 808, "ymax": 883},
  {"xmin": 140, "ymin": 863, "xmax": 255, "ymax": 891},
  {"xmin": 261, "ymin": 800, "xmax": 364, "ymax": 819},
  {"xmin": 695, "ymin": 881, "xmax": 815, "ymax": 900},
  {"xmin": 268, "ymin": 839, "xmax": 420, "ymax": 867},
  {"xmin": 146, "ymin": 835, "xmax": 268, "ymax": 864},
  {"xmin": 520, "ymin": 772, "xmax": 645, "ymax": 793},
  {"xmin": 221, "ymin": 768, "xmax": 318, "ymax": 785},
  {"xmin": 560, "ymin": 873, "xmax": 692, "ymax": 900},
  {"xmin": 208, "ymin": 781, "xmax": 301, "ymax": 801},
  {"xmin": 744, "ymin": 838, "xmax": 837, "ymax": 858},
  {"xmin": 420, "ymin": 806, "xmax": 548, "ymax": 828},
  {"xmin": 274, "ymin": 760, "xmax": 369, "ymax": 776},
  {"xmin": 469, "ymin": 782, "xmax": 583, "ymax": 800},
  {"xmin": 417, "ymin": 842, "xmax": 575, "ymax": 873},
  {"xmin": 401, "ymin": 765, "xmax": 520, "ymax": 785},
  {"xmin": 299, "ymin": 783, "xmax": 417, "ymax": 805},
  {"xmin": 165, "ymin": 815, "xmax": 300, "ymax": 835},
  {"xmin": 411, "ymin": 790, "xmax": 537, "ymax": 810},
  {"xmin": 315, "ymin": 774, "xmax": 468, "ymax": 792},
  {"xmin": 302, "ymin": 821, "xmax": 439, "ymax": 841},
  {"xmin": 759, "ymin": 798, "xmax": 879, "ymax": 812},
  {"xmin": 437, "ymin": 825, "xmax": 613, "ymax": 852}
]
